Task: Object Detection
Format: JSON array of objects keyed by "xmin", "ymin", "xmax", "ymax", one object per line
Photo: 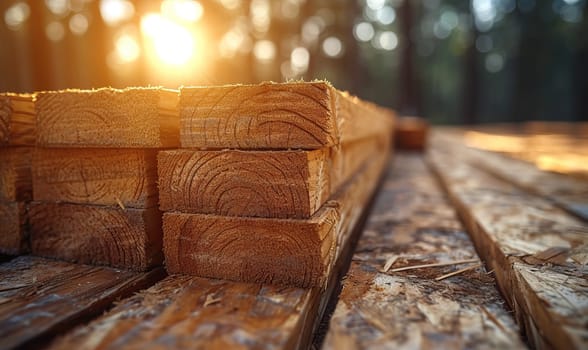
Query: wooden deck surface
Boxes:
[
  {"xmin": 1, "ymin": 124, "xmax": 586, "ymax": 349},
  {"xmin": 429, "ymin": 129, "xmax": 588, "ymax": 349},
  {"xmin": 323, "ymin": 154, "xmax": 525, "ymax": 349}
]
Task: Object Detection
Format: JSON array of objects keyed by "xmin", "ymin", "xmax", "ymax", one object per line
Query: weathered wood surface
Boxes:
[
  {"xmin": 394, "ymin": 116, "xmax": 428, "ymax": 151},
  {"xmin": 0, "ymin": 93, "xmax": 35, "ymax": 146},
  {"xmin": 0, "ymin": 256, "xmax": 165, "ymax": 350},
  {"xmin": 0, "ymin": 147, "xmax": 32, "ymax": 202},
  {"xmin": 463, "ymin": 129, "xmax": 588, "ymax": 178},
  {"xmin": 428, "ymin": 144, "xmax": 588, "ymax": 349},
  {"xmin": 179, "ymin": 81, "xmax": 394, "ymax": 149},
  {"xmin": 435, "ymin": 130, "xmax": 588, "ymax": 221},
  {"xmin": 323, "ymin": 154, "xmax": 524, "ymax": 349},
  {"xmin": 29, "ymin": 203, "xmax": 163, "ymax": 271},
  {"xmin": 163, "ymin": 146, "xmax": 389, "ymax": 287},
  {"xmin": 35, "ymin": 88, "xmax": 179, "ymax": 148},
  {"xmin": 0, "ymin": 202, "xmax": 27, "ymax": 255},
  {"xmin": 48, "ymin": 275, "xmax": 319, "ymax": 350},
  {"xmin": 158, "ymin": 135, "xmax": 387, "ymax": 218},
  {"xmin": 33, "ymin": 148, "xmax": 158, "ymax": 208}
]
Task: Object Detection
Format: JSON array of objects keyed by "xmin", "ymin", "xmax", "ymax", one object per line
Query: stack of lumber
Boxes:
[
  {"xmin": 0, "ymin": 93, "xmax": 35, "ymax": 255},
  {"xmin": 159, "ymin": 81, "xmax": 394, "ymax": 287},
  {"xmin": 29, "ymin": 88, "xmax": 179, "ymax": 270}
]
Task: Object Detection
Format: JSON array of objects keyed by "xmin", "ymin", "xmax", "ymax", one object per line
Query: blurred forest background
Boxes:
[{"xmin": 1, "ymin": 0, "xmax": 587, "ymax": 124}]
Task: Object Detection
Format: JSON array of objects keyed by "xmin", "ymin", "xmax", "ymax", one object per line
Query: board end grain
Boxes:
[
  {"xmin": 30, "ymin": 202, "xmax": 163, "ymax": 271},
  {"xmin": 35, "ymin": 87, "xmax": 179, "ymax": 148}
]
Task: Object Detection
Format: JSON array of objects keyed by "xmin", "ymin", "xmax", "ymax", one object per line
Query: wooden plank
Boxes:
[
  {"xmin": 394, "ymin": 116, "xmax": 428, "ymax": 150},
  {"xmin": 0, "ymin": 256, "xmax": 165, "ymax": 350},
  {"xmin": 435, "ymin": 130, "xmax": 588, "ymax": 221},
  {"xmin": 0, "ymin": 201, "xmax": 27, "ymax": 255},
  {"xmin": 179, "ymin": 81, "xmax": 394, "ymax": 149},
  {"xmin": 163, "ymin": 145, "xmax": 390, "ymax": 287},
  {"xmin": 323, "ymin": 154, "xmax": 524, "ymax": 349},
  {"xmin": 523, "ymin": 121, "xmax": 588, "ymax": 136},
  {"xmin": 35, "ymin": 88, "xmax": 179, "ymax": 148},
  {"xmin": 47, "ymin": 155, "xmax": 388, "ymax": 350},
  {"xmin": 428, "ymin": 145, "xmax": 588, "ymax": 349},
  {"xmin": 29, "ymin": 203, "xmax": 163, "ymax": 271},
  {"xmin": 0, "ymin": 147, "xmax": 32, "ymax": 202},
  {"xmin": 463, "ymin": 129, "xmax": 588, "ymax": 178},
  {"xmin": 158, "ymin": 135, "xmax": 387, "ymax": 218},
  {"xmin": 49, "ymin": 275, "xmax": 319, "ymax": 350},
  {"xmin": 0, "ymin": 93, "xmax": 35, "ymax": 146},
  {"xmin": 158, "ymin": 148, "xmax": 330, "ymax": 219},
  {"xmin": 33, "ymin": 148, "xmax": 158, "ymax": 208}
]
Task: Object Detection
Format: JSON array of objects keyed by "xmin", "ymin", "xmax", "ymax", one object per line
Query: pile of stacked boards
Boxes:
[
  {"xmin": 29, "ymin": 88, "xmax": 179, "ymax": 270},
  {"xmin": 0, "ymin": 81, "xmax": 393, "ymax": 286},
  {"xmin": 159, "ymin": 82, "xmax": 394, "ymax": 286},
  {"xmin": 0, "ymin": 81, "xmax": 394, "ymax": 349}
]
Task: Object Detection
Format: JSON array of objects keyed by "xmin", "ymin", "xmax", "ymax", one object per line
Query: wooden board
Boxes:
[
  {"xmin": 49, "ymin": 274, "xmax": 320, "ymax": 350},
  {"xmin": 163, "ymin": 146, "xmax": 389, "ymax": 287},
  {"xmin": 0, "ymin": 93, "xmax": 35, "ymax": 146},
  {"xmin": 35, "ymin": 88, "xmax": 179, "ymax": 148},
  {"xmin": 158, "ymin": 135, "xmax": 387, "ymax": 218},
  {"xmin": 0, "ymin": 147, "xmax": 32, "ymax": 202},
  {"xmin": 0, "ymin": 256, "xmax": 165, "ymax": 350},
  {"xmin": 428, "ymin": 145, "xmax": 588, "ymax": 349},
  {"xmin": 462, "ymin": 129, "xmax": 588, "ymax": 178},
  {"xmin": 49, "ymin": 275, "xmax": 316, "ymax": 350},
  {"xmin": 394, "ymin": 116, "xmax": 428, "ymax": 150},
  {"xmin": 434, "ymin": 130, "xmax": 588, "ymax": 221},
  {"xmin": 323, "ymin": 154, "xmax": 524, "ymax": 349},
  {"xmin": 179, "ymin": 81, "xmax": 394, "ymax": 149},
  {"xmin": 29, "ymin": 203, "xmax": 163, "ymax": 271},
  {"xmin": 0, "ymin": 201, "xmax": 27, "ymax": 255},
  {"xmin": 33, "ymin": 148, "xmax": 158, "ymax": 208}
]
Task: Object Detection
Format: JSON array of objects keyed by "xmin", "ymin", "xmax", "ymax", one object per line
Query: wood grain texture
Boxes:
[
  {"xmin": 435, "ymin": 130, "xmax": 588, "ymax": 221},
  {"xmin": 179, "ymin": 81, "xmax": 394, "ymax": 149},
  {"xmin": 29, "ymin": 203, "xmax": 163, "ymax": 271},
  {"xmin": 163, "ymin": 146, "xmax": 389, "ymax": 287},
  {"xmin": 0, "ymin": 93, "xmax": 35, "ymax": 146},
  {"xmin": 0, "ymin": 201, "xmax": 27, "ymax": 255},
  {"xmin": 158, "ymin": 135, "xmax": 387, "ymax": 218},
  {"xmin": 323, "ymin": 154, "xmax": 524, "ymax": 349},
  {"xmin": 0, "ymin": 256, "xmax": 165, "ymax": 350},
  {"xmin": 158, "ymin": 148, "xmax": 329, "ymax": 219},
  {"xmin": 428, "ymin": 144, "xmax": 588, "ymax": 350},
  {"xmin": 35, "ymin": 88, "xmax": 179, "ymax": 148},
  {"xmin": 335, "ymin": 90, "xmax": 395, "ymax": 147},
  {"xmin": 46, "ymin": 152, "xmax": 389, "ymax": 350},
  {"xmin": 33, "ymin": 148, "xmax": 158, "ymax": 208},
  {"xmin": 49, "ymin": 274, "xmax": 320, "ymax": 350},
  {"xmin": 0, "ymin": 147, "xmax": 32, "ymax": 202}
]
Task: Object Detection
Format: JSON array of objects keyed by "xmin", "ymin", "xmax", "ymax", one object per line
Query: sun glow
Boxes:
[{"xmin": 141, "ymin": 13, "xmax": 196, "ymax": 66}]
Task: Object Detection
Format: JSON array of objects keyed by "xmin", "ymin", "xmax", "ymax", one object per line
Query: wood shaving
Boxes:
[
  {"xmin": 390, "ymin": 258, "xmax": 479, "ymax": 273},
  {"xmin": 114, "ymin": 196, "xmax": 126, "ymax": 210},
  {"xmin": 203, "ymin": 294, "xmax": 221, "ymax": 307},
  {"xmin": 435, "ymin": 263, "xmax": 483, "ymax": 281},
  {"xmin": 380, "ymin": 255, "xmax": 399, "ymax": 273}
]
